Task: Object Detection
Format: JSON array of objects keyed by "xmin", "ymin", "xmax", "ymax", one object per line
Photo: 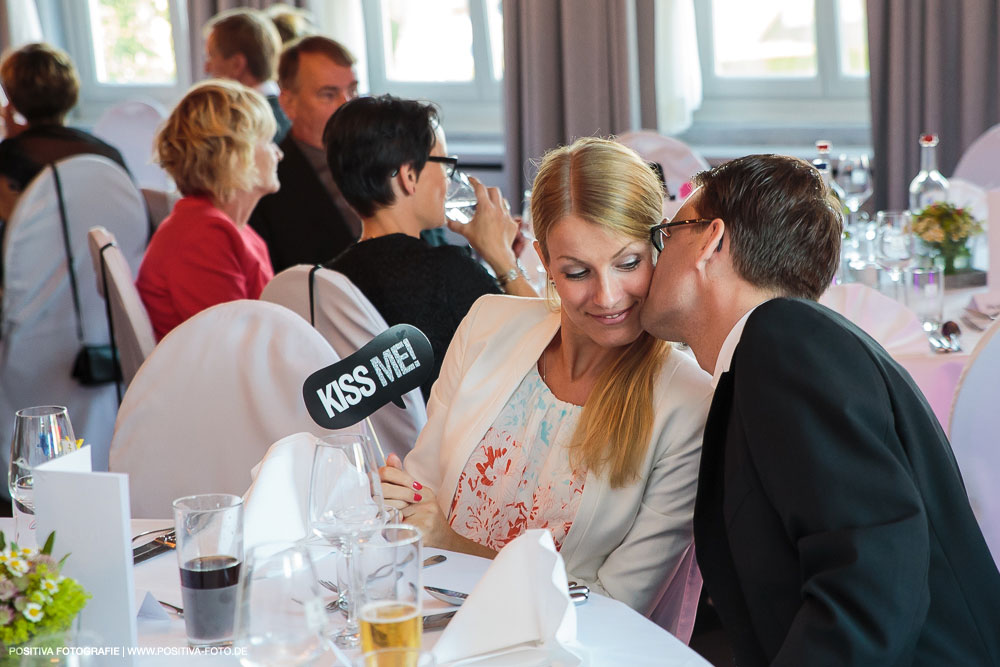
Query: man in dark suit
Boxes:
[
  {"xmin": 248, "ymin": 36, "xmax": 362, "ymax": 273},
  {"xmin": 640, "ymin": 154, "xmax": 1000, "ymax": 666}
]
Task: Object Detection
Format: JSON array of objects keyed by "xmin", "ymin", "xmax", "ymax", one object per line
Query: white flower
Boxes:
[
  {"xmin": 22, "ymin": 602, "xmax": 43, "ymax": 622},
  {"xmin": 6, "ymin": 558, "xmax": 29, "ymax": 576},
  {"xmin": 40, "ymin": 578, "xmax": 59, "ymax": 595}
]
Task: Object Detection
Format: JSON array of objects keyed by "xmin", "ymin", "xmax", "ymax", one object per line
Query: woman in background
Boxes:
[
  {"xmin": 137, "ymin": 80, "xmax": 281, "ymax": 339},
  {"xmin": 381, "ymin": 137, "xmax": 712, "ymax": 641}
]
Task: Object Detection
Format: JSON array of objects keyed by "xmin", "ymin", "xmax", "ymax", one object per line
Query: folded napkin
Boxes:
[
  {"xmin": 969, "ymin": 290, "xmax": 1000, "ymax": 315},
  {"xmin": 432, "ymin": 530, "xmax": 582, "ymax": 665},
  {"xmin": 820, "ymin": 284, "xmax": 928, "ymax": 355},
  {"xmin": 243, "ymin": 432, "xmax": 320, "ymax": 551}
]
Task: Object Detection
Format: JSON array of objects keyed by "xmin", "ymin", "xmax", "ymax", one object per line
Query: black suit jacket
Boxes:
[
  {"xmin": 249, "ymin": 135, "xmax": 357, "ymax": 273},
  {"xmin": 695, "ymin": 298, "xmax": 1000, "ymax": 666}
]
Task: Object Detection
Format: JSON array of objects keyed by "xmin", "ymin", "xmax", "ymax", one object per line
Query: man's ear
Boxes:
[
  {"xmin": 696, "ymin": 218, "xmax": 726, "ymax": 266},
  {"xmin": 278, "ymin": 88, "xmax": 295, "ymax": 119},
  {"xmin": 228, "ymin": 52, "xmax": 249, "ymax": 80}
]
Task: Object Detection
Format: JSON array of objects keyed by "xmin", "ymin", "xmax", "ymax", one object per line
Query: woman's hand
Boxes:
[{"xmin": 379, "ymin": 453, "xmax": 423, "ymax": 511}]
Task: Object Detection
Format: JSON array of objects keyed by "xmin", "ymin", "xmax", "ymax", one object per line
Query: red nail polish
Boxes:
[
  {"xmin": 413, "ymin": 481, "xmax": 423, "ymax": 491},
  {"xmin": 413, "ymin": 493, "xmax": 422, "ymax": 502}
]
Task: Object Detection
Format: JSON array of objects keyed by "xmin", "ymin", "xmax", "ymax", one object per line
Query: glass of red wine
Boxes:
[{"xmin": 172, "ymin": 493, "xmax": 244, "ymax": 647}]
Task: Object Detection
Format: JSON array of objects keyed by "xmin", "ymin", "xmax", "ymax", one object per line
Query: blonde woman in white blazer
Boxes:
[{"xmin": 381, "ymin": 138, "xmax": 713, "ymax": 642}]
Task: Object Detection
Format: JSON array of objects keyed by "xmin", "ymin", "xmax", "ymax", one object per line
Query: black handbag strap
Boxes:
[
  {"xmin": 308, "ymin": 264, "xmax": 322, "ymax": 327},
  {"xmin": 52, "ymin": 163, "xmax": 85, "ymax": 344},
  {"xmin": 99, "ymin": 241, "xmax": 123, "ymax": 404}
]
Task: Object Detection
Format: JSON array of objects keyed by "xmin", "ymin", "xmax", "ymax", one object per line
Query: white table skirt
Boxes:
[{"xmin": 2, "ymin": 519, "xmax": 708, "ymax": 666}]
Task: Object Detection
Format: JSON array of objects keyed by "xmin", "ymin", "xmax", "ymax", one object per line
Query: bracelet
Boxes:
[{"xmin": 496, "ymin": 260, "xmax": 527, "ymax": 292}]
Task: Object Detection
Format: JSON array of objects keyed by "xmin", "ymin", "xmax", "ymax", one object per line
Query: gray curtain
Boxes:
[
  {"xmin": 187, "ymin": 0, "xmax": 309, "ymax": 83},
  {"xmin": 503, "ymin": 0, "xmax": 633, "ymax": 206},
  {"xmin": 867, "ymin": 0, "xmax": 1000, "ymax": 210}
]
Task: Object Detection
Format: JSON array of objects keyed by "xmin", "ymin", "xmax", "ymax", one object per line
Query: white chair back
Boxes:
[
  {"xmin": 92, "ymin": 99, "xmax": 171, "ymax": 191},
  {"xmin": 616, "ymin": 130, "xmax": 710, "ymax": 217},
  {"xmin": 261, "ymin": 265, "xmax": 427, "ymax": 461},
  {"xmin": 110, "ymin": 300, "xmax": 342, "ymax": 518},
  {"xmin": 0, "ymin": 155, "xmax": 146, "ymax": 478},
  {"xmin": 819, "ymin": 284, "xmax": 928, "ymax": 355},
  {"xmin": 953, "ymin": 123, "xmax": 1000, "ymax": 190},
  {"xmin": 87, "ymin": 226, "xmax": 155, "ymax": 387},
  {"xmin": 948, "ymin": 316, "xmax": 1000, "ymax": 565}
]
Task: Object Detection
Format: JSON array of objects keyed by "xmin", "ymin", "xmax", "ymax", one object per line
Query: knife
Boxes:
[
  {"xmin": 422, "ymin": 610, "xmax": 457, "ymax": 630},
  {"xmin": 133, "ymin": 531, "xmax": 176, "ymax": 564}
]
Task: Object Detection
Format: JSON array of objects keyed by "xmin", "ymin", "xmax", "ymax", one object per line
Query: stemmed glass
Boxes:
[
  {"xmin": 836, "ymin": 154, "xmax": 874, "ymax": 224},
  {"xmin": 308, "ymin": 433, "xmax": 386, "ymax": 648},
  {"xmin": 234, "ymin": 542, "xmax": 329, "ymax": 666},
  {"xmin": 876, "ymin": 210, "xmax": 915, "ymax": 300},
  {"xmin": 8, "ymin": 406, "xmax": 77, "ymax": 545}
]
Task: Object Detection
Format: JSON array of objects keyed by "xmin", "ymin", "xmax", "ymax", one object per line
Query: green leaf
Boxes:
[
  {"xmin": 0, "ymin": 530, "xmax": 6, "ymax": 550},
  {"xmin": 41, "ymin": 531, "xmax": 56, "ymax": 555}
]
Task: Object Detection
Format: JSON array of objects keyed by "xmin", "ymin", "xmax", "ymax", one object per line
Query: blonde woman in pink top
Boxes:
[{"xmin": 137, "ymin": 80, "xmax": 280, "ymax": 339}]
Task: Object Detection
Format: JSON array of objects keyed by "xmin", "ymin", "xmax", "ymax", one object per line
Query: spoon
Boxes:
[{"xmin": 941, "ymin": 320, "xmax": 962, "ymax": 352}]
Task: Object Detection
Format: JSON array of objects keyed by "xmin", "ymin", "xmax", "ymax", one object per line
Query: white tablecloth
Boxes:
[{"xmin": 3, "ymin": 519, "xmax": 708, "ymax": 666}]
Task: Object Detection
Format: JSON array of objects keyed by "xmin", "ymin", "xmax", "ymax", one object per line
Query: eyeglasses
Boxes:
[
  {"xmin": 649, "ymin": 219, "xmax": 714, "ymax": 252},
  {"xmin": 426, "ymin": 155, "xmax": 459, "ymax": 179}
]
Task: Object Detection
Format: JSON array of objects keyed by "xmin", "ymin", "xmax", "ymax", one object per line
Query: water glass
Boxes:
[
  {"xmin": 8, "ymin": 406, "xmax": 77, "ymax": 546},
  {"xmin": 877, "ymin": 211, "xmax": 915, "ymax": 301},
  {"xmin": 353, "ymin": 648, "xmax": 436, "ymax": 667},
  {"xmin": 903, "ymin": 266, "xmax": 944, "ymax": 332},
  {"xmin": 235, "ymin": 542, "xmax": 328, "ymax": 666},
  {"xmin": 173, "ymin": 494, "xmax": 244, "ymax": 647},
  {"xmin": 443, "ymin": 171, "xmax": 476, "ymax": 224},
  {"xmin": 359, "ymin": 524, "xmax": 423, "ymax": 653}
]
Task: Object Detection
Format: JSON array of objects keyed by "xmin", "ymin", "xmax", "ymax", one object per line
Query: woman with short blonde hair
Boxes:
[
  {"xmin": 137, "ymin": 80, "xmax": 282, "ymax": 339},
  {"xmin": 381, "ymin": 137, "xmax": 712, "ymax": 641}
]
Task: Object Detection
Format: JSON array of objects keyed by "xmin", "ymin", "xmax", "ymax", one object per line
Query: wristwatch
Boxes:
[{"xmin": 496, "ymin": 260, "xmax": 527, "ymax": 291}]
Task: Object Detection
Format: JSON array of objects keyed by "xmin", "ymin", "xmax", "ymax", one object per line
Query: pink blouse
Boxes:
[{"xmin": 448, "ymin": 365, "xmax": 586, "ymax": 551}]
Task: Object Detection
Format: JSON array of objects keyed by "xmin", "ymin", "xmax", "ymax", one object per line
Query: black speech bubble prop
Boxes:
[{"xmin": 303, "ymin": 324, "xmax": 433, "ymax": 429}]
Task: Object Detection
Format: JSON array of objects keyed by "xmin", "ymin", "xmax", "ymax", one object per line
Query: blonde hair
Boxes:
[
  {"xmin": 154, "ymin": 80, "xmax": 276, "ymax": 202},
  {"xmin": 532, "ymin": 137, "xmax": 670, "ymax": 488}
]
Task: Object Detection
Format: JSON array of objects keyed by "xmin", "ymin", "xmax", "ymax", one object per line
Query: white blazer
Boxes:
[{"xmin": 405, "ymin": 295, "xmax": 713, "ymax": 640}]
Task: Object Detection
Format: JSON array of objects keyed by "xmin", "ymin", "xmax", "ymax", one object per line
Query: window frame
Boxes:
[{"xmin": 360, "ymin": 0, "xmax": 502, "ymax": 141}]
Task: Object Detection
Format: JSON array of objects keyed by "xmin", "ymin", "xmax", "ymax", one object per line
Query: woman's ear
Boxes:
[
  {"xmin": 533, "ymin": 240, "xmax": 548, "ymax": 277},
  {"xmin": 396, "ymin": 163, "xmax": 419, "ymax": 197}
]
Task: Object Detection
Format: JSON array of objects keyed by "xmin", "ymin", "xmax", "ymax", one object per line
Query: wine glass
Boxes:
[
  {"xmin": 308, "ymin": 433, "xmax": 386, "ymax": 648},
  {"xmin": 235, "ymin": 542, "xmax": 329, "ymax": 666},
  {"xmin": 876, "ymin": 210, "xmax": 915, "ymax": 300},
  {"xmin": 8, "ymin": 406, "xmax": 77, "ymax": 546},
  {"xmin": 835, "ymin": 154, "xmax": 874, "ymax": 220}
]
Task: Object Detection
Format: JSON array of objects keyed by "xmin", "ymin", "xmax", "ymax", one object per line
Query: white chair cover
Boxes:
[
  {"xmin": 616, "ymin": 130, "xmax": 710, "ymax": 217},
  {"xmin": 0, "ymin": 155, "xmax": 146, "ymax": 480},
  {"xmin": 86, "ymin": 227, "xmax": 155, "ymax": 387},
  {"xmin": 953, "ymin": 123, "xmax": 1000, "ymax": 190},
  {"xmin": 948, "ymin": 316, "xmax": 1000, "ymax": 565},
  {"xmin": 819, "ymin": 284, "xmax": 928, "ymax": 355},
  {"xmin": 110, "ymin": 300, "xmax": 343, "ymax": 518},
  {"xmin": 260, "ymin": 265, "xmax": 427, "ymax": 462},
  {"xmin": 91, "ymin": 99, "xmax": 171, "ymax": 191}
]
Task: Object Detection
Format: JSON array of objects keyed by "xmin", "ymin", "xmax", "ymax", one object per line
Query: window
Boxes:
[
  {"xmin": 683, "ymin": 0, "xmax": 870, "ymax": 154},
  {"xmin": 362, "ymin": 0, "xmax": 503, "ymax": 143},
  {"xmin": 46, "ymin": 0, "xmax": 190, "ymax": 125}
]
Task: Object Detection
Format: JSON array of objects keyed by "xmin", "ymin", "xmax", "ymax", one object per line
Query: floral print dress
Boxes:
[{"xmin": 447, "ymin": 365, "xmax": 586, "ymax": 551}]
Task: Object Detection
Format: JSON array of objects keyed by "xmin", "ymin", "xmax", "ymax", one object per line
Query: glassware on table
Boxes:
[
  {"xmin": 8, "ymin": 406, "xmax": 77, "ymax": 546},
  {"xmin": 443, "ymin": 170, "xmax": 477, "ymax": 224},
  {"xmin": 835, "ymin": 154, "xmax": 874, "ymax": 257},
  {"xmin": 309, "ymin": 433, "xmax": 387, "ymax": 648},
  {"xmin": 234, "ymin": 542, "xmax": 328, "ymax": 666},
  {"xmin": 876, "ymin": 210, "xmax": 915, "ymax": 300},
  {"xmin": 903, "ymin": 266, "xmax": 944, "ymax": 332},
  {"xmin": 359, "ymin": 524, "xmax": 423, "ymax": 653},
  {"xmin": 353, "ymin": 648, "xmax": 436, "ymax": 667},
  {"xmin": 172, "ymin": 493, "xmax": 244, "ymax": 648}
]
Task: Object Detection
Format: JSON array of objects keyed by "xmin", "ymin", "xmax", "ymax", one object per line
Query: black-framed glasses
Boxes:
[
  {"xmin": 649, "ymin": 219, "xmax": 713, "ymax": 252},
  {"xmin": 427, "ymin": 155, "xmax": 459, "ymax": 179}
]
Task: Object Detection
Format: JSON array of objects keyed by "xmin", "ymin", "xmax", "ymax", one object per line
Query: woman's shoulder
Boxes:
[
  {"xmin": 464, "ymin": 294, "xmax": 552, "ymax": 330},
  {"xmin": 652, "ymin": 346, "xmax": 714, "ymax": 411}
]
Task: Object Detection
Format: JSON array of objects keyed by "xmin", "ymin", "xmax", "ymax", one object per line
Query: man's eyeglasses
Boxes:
[
  {"xmin": 427, "ymin": 155, "xmax": 459, "ymax": 179},
  {"xmin": 649, "ymin": 219, "xmax": 714, "ymax": 252}
]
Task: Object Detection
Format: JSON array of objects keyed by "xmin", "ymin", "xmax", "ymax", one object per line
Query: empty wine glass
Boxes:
[
  {"xmin": 235, "ymin": 542, "xmax": 329, "ymax": 666},
  {"xmin": 8, "ymin": 406, "xmax": 77, "ymax": 546},
  {"xmin": 836, "ymin": 154, "xmax": 874, "ymax": 219},
  {"xmin": 308, "ymin": 433, "xmax": 386, "ymax": 648},
  {"xmin": 876, "ymin": 210, "xmax": 915, "ymax": 300}
]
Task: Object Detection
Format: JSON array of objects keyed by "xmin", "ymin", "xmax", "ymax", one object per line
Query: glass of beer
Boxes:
[
  {"xmin": 172, "ymin": 493, "xmax": 243, "ymax": 647},
  {"xmin": 358, "ymin": 524, "xmax": 423, "ymax": 654}
]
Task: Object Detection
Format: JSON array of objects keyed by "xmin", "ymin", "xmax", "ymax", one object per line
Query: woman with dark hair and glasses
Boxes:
[
  {"xmin": 379, "ymin": 137, "xmax": 712, "ymax": 642},
  {"xmin": 324, "ymin": 94, "xmax": 535, "ymax": 400}
]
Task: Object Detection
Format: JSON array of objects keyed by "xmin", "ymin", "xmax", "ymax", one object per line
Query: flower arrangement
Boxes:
[
  {"xmin": 0, "ymin": 531, "xmax": 89, "ymax": 648},
  {"xmin": 912, "ymin": 202, "xmax": 985, "ymax": 274}
]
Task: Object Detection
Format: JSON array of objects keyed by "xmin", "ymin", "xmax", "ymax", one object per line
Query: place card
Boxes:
[{"xmin": 34, "ymin": 446, "xmax": 137, "ymax": 660}]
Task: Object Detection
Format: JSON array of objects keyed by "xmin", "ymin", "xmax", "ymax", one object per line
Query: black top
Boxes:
[
  {"xmin": 694, "ymin": 298, "xmax": 1000, "ymax": 667},
  {"xmin": 265, "ymin": 94, "xmax": 291, "ymax": 144},
  {"xmin": 0, "ymin": 124, "xmax": 130, "ymax": 189},
  {"xmin": 326, "ymin": 233, "xmax": 501, "ymax": 400}
]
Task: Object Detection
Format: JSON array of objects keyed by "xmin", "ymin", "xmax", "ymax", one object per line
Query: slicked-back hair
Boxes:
[
  {"xmin": 323, "ymin": 95, "xmax": 439, "ymax": 218},
  {"xmin": 277, "ymin": 35, "xmax": 355, "ymax": 92},
  {"xmin": 205, "ymin": 8, "xmax": 281, "ymax": 83},
  {"xmin": 0, "ymin": 43, "xmax": 79, "ymax": 125},
  {"xmin": 693, "ymin": 154, "xmax": 842, "ymax": 300}
]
